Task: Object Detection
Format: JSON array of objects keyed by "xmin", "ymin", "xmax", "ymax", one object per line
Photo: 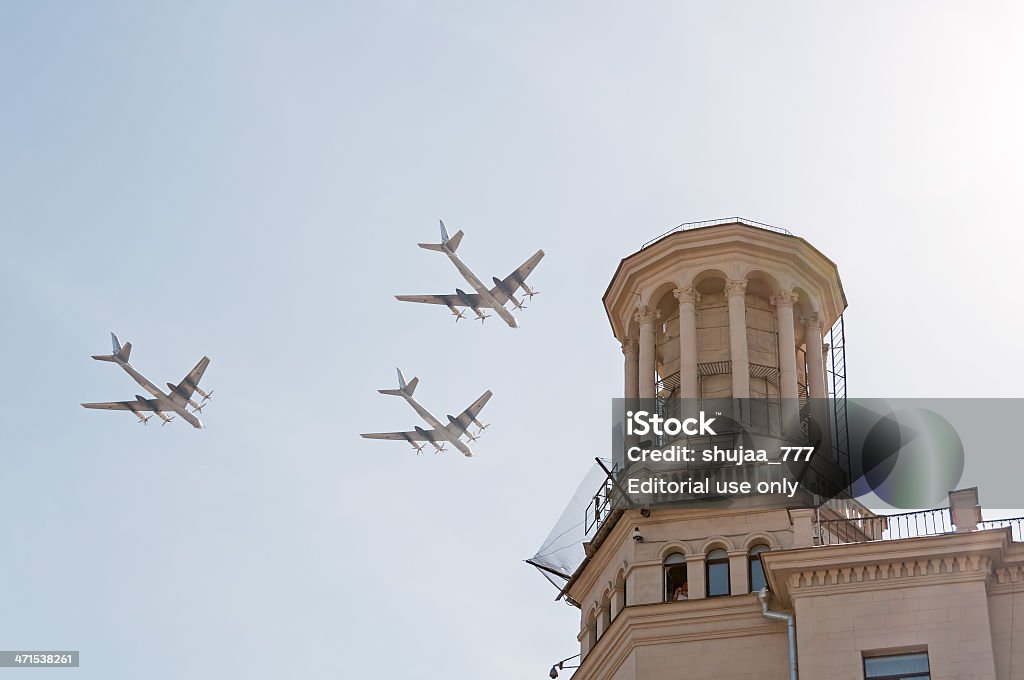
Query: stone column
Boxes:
[
  {"xmin": 596, "ymin": 603, "xmax": 610, "ymax": 639},
  {"xmin": 673, "ymin": 286, "xmax": 700, "ymax": 399},
  {"xmin": 728, "ymin": 550, "xmax": 749, "ymax": 595},
  {"xmin": 687, "ymin": 555, "xmax": 707, "ymax": 600},
  {"xmin": 635, "ymin": 306, "xmax": 661, "ymax": 399},
  {"xmin": 611, "ymin": 586, "xmax": 625, "ymax": 619},
  {"xmin": 803, "ymin": 313, "xmax": 826, "ymax": 399},
  {"xmin": 724, "ymin": 280, "xmax": 749, "ymax": 399},
  {"xmin": 578, "ymin": 623, "xmax": 593, "ymax": 659},
  {"xmin": 771, "ymin": 290, "xmax": 800, "ymax": 430},
  {"xmin": 790, "ymin": 508, "xmax": 816, "ymax": 547},
  {"xmin": 621, "ymin": 338, "xmax": 639, "ymax": 400}
]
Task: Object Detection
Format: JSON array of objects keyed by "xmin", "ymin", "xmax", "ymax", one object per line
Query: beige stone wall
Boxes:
[
  {"xmin": 988, "ymin": 581, "xmax": 1024, "ymax": 680},
  {"xmin": 795, "ymin": 580, "xmax": 996, "ymax": 680},
  {"xmin": 578, "ymin": 597, "xmax": 791, "ymax": 680},
  {"xmin": 570, "ymin": 507, "xmax": 799, "ymax": 675}
]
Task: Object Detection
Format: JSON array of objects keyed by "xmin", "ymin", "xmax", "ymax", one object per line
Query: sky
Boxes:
[{"xmin": 2, "ymin": 2, "xmax": 1023, "ymax": 678}]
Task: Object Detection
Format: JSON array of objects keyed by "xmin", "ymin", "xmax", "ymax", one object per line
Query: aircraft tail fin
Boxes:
[
  {"xmin": 93, "ymin": 333, "xmax": 131, "ymax": 362},
  {"xmin": 417, "ymin": 220, "xmax": 463, "ymax": 252},
  {"xmin": 378, "ymin": 368, "xmax": 418, "ymax": 397}
]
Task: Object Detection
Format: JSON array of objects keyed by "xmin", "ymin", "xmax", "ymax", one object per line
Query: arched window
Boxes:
[
  {"xmin": 706, "ymin": 548, "xmax": 730, "ymax": 597},
  {"xmin": 749, "ymin": 545, "xmax": 769, "ymax": 593},
  {"xmin": 664, "ymin": 552, "xmax": 688, "ymax": 601}
]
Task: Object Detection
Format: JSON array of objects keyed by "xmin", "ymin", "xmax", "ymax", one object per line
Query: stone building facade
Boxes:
[{"xmin": 560, "ymin": 220, "xmax": 1024, "ymax": 680}]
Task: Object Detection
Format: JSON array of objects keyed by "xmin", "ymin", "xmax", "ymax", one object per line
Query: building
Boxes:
[{"xmin": 541, "ymin": 219, "xmax": 1024, "ymax": 680}]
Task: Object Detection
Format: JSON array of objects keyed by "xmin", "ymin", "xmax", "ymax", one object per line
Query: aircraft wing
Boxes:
[
  {"xmin": 169, "ymin": 357, "xmax": 210, "ymax": 406},
  {"xmin": 445, "ymin": 390, "xmax": 493, "ymax": 436},
  {"xmin": 489, "ymin": 250, "xmax": 545, "ymax": 304},
  {"xmin": 360, "ymin": 429, "xmax": 444, "ymax": 442},
  {"xmin": 82, "ymin": 397, "xmax": 162, "ymax": 412},
  {"xmin": 394, "ymin": 294, "xmax": 481, "ymax": 308}
]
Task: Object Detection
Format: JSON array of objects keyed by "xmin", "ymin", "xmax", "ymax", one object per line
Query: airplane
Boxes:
[
  {"xmin": 360, "ymin": 368, "xmax": 492, "ymax": 457},
  {"xmin": 395, "ymin": 220, "xmax": 545, "ymax": 328},
  {"xmin": 81, "ymin": 333, "xmax": 212, "ymax": 429}
]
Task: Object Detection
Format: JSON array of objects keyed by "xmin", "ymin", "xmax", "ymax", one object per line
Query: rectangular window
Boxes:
[{"xmin": 864, "ymin": 652, "xmax": 929, "ymax": 680}]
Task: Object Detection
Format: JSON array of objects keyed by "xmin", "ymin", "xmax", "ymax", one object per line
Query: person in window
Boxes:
[{"xmin": 672, "ymin": 581, "xmax": 689, "ymax": 601}]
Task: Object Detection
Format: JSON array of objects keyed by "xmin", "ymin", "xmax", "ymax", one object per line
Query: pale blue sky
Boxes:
[{"xmin": 2, "ymin": 2, "xmax": 1023, "ymax": 678}]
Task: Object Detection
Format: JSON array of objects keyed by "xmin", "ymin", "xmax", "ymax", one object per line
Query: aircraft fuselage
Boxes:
[
  {"xmin": 401, "ymin": 392, "xmax": 473, "ymax": 456},
  {"xmin": 113, "ymin": 357, "xmax": 204, "ymax": 429},
  {"xmin": 442, "ymin": 247, "xmax": 519, "ymax": 328}
]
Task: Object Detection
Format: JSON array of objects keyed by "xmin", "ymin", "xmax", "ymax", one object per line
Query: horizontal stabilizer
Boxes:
[
  {"xmin": 445, "ymin": 230, "xmax": 464, "ymax": 252},
  {"xmin": 417, "ymin": 221, "xmax": 464, "ymax": 253},
  {"xmin": 92, "ymin": 334, "xmax": 131, "ymax": 362},
  {"xmin": 379, "ymin": 374, "xmax": 418, "ymax": 397}
]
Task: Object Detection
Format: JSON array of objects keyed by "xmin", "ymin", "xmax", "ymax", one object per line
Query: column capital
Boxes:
[
  {"xmin": 634, "ymin": 305, "xmax": 661, "ymax": 326},
  {"xmin": 673, "ymin": 286, "xmax": 701, "ymax": 305},
  {"xmin": 621, "ymin": 338, "xmax": 639, "ymax": 357},
  {"xmin": 770, "ymin": 289, "xmax": 799, "ymax": 308},
  {"xmin": 801, "ymin": 312, "xmax": 823, "ymax": 330},
  {"xmin": 724, "ymin": 279, "xmax": 748, "ymax": 299}
]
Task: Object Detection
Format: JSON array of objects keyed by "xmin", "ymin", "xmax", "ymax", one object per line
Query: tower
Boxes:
[
  {"xmin": 541, "ymin": 219, "xmax": 1024, "ymax": 680},
  {"xmin": 606, "ymin": 218, "xmax": 845, "ymax": 415},
  {"xmin": 561, "ymin": 219, "xmax": 860, "ymax": 679}
]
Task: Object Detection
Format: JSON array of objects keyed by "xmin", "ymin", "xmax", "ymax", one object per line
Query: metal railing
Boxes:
[
  {"xmin": 585, "ymin": 463, "xmax": 618, "ymax": 535},
  {"xmin": 979, "ymin": 517, "xmax": 1024, "ymax": 542},
  {"xmin": 642, "ymin": 217, "xmax": 794, "ymax": 249},
  {"xmin": 816, "ymin": 508, "xmax": 954, "ymax": 546}
]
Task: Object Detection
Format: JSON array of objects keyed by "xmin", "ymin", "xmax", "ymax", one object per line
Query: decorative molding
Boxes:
[
  {"xmin": 786, "ymin": 555, "xmax": 994, "ymax": 592},
  {"xmin": 634, "ymin": 305, "xmax": 661, "ymax": 326},
  {"xmin": 992, "ymin": 565, "xmax": 1024, "ymax": 586},
  {"xmin": 770, "ymin": 290, "xmax": 799, "ymax": 308},
  {"xmin": 620, "ymin": 338, "xmax": 639, "ymax": 357},
  {"xmin": 723, "ymin": 279, "xmax": 748, "ymax": 299},
  {"xmin": 673, "ymin": 286, "xmax": 701, "ymax": 305},
  {"xmin": 801, "ymin": 312, "xmax": 823, "ymax": 330}
]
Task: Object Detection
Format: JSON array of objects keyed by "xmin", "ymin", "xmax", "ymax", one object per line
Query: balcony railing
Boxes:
[
  {"xmin": 816, "ymin": 508, "xmax": 954, "ymax": 546},
  {"xmin": 816, "ymin": 509, "xmax": 1024, "ymax": 546},
  {"xmin": 979, "ymin": 517, "xmax": 1024, "ymax": 542},
  {"xmin": 641, "ymin": 217, "xmax": 794, "ymax": 249}
]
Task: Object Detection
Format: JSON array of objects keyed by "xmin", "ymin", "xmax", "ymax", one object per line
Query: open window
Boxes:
[
  {"xmin": 749, "ymin": 544, "xmax": 769, "ymax": 593},
  {"xmin": 664, "ymin": 553, "xmax": 688, "ymax": 601},
  {"xmin": 706, "ymin": 548, "xmax": 730, "ymax": 597}
]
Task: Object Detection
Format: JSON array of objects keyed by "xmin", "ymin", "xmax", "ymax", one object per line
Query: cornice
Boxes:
[{"xmin": 763, "ymin": 530, "xmax": 1010, "ymax": 607}]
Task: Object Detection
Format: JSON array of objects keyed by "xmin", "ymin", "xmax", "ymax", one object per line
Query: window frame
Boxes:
[
  {"xmin": 862, "ymin": 651, "xmax": 930, "ymax": 680},
  {"xmin": 663, "ymin": 552, "xmax": 688, "ymax": 602},
  {"xmin": 705, "ymin": 548, "xmax": 731, "ymax": 597},
  {"xmin": 748, "ymin": 544, "xmax": 769, "ymax": 593}
]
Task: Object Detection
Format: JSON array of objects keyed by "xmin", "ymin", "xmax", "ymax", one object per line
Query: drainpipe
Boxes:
[{"xmin": 758, "ymin": 587, "xmax": 797, "ymax": 680}]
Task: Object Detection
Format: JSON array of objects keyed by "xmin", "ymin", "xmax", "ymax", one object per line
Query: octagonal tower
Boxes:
[{"xmin": 605, "ymin": 219, "xmax": 846, "ymax": 417}]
